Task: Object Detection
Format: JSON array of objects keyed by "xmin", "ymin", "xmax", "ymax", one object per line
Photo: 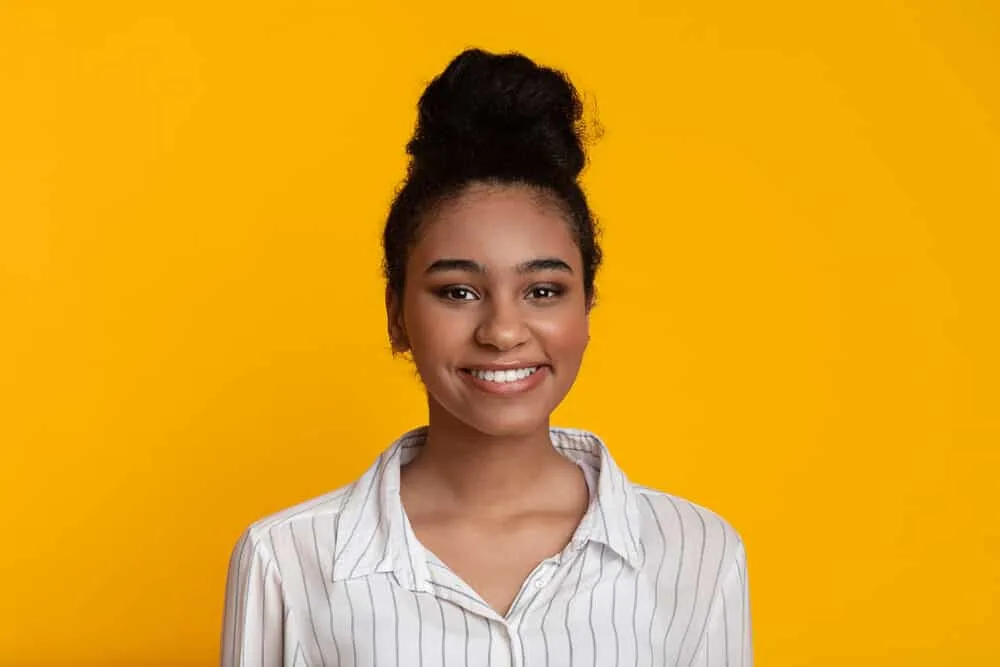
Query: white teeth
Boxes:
[{"xmin": 470, "ymin": 367, "xmax": 539, "ymax": 383}]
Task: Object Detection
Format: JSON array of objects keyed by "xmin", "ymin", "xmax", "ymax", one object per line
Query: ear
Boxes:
[{"xmin": 385, "ymin": 285, "xmax": 410, "ymax": 354}]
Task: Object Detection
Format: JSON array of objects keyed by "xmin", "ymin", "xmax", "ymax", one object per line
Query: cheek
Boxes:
[
  {"xmin": 536, "ymin": 309, "xmax": 590, "ymax": 355},
  {"xmin": 403, "ymin": 296, "xmax": 466, "ymax": 356}
]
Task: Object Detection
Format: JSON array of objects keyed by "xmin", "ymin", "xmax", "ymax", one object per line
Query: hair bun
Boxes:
[{"xmin": 407, "ymin": 48, "xmax": 586, "ymax": 183}]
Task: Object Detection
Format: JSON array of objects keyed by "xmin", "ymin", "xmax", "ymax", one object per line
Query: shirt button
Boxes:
[{"xmin": 534, "ymin": 578, "xmax": 547, "ymax": 589}]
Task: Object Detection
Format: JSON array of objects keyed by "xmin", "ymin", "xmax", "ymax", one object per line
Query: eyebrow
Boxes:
[{"xmin": 424, "ymin": 257, "xmax": 574, "ymax": 275}]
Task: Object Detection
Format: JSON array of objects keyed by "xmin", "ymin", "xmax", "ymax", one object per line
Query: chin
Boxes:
[
  {"xmin": 447, "ymin": 403, "xmax": 553, "ymax": 439},
  {"xmin": 424, "ymin": 372, "xmax": 572, "ymax": 439},
  {"xmin": 466, "ymin": 415, "xmax": 547, "ymax": 439}
]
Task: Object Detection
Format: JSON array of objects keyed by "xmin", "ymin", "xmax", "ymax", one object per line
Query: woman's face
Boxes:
[{"xmin": 389, "ymin": 182, "xmax": 591, "ymax": 439}]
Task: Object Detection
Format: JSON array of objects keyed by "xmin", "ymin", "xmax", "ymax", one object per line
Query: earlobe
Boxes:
[{"xmin": 385, "ymin": 286, "xmax": 410, "ymax": 354}]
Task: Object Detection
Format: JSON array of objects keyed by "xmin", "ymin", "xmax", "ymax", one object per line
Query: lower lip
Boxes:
[{"xmin": 460, "ymin": 366, "xmax": 550, "ymax": 395}]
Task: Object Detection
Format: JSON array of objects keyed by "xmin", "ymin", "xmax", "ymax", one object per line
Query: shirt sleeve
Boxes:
[
  {"xmin": 221, "ymin": 528, "xmax": 285, "ymax": 667},
  {"xmin": 690, "ymin": 539, "xmax": 753, "ymax": 667}
]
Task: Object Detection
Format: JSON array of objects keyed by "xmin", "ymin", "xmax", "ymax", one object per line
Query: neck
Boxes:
[{"xmin": 400, "ymin": 401, "xmax": 573, "ymax": 517}]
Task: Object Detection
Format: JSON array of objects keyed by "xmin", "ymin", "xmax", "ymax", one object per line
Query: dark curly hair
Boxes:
[{"xmin": 382, "ymin": 48, "xmax": 602, "ymax": 307}]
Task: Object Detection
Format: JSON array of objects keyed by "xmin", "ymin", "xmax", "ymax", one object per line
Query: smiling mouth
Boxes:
[{"xmin": 463, "ymin": 366, "xmax": 541, "ymax": 384}]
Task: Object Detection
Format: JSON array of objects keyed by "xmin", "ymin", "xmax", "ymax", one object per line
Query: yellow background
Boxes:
[{"xmin": 2, "ymin": 1, "xmax": 997, "ymax": 665}]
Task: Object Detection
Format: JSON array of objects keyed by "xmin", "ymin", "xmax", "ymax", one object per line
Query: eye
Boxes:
[
  {"xmin": 436, "ymin": 286, "xmax": 479, "ymax": 301},
  {"xmin": 527, "ymin": 285, "xmax": 564, "ymax": 300}
]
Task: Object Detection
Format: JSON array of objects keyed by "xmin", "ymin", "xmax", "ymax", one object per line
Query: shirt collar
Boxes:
[
  {"xmin": 551, "ymin": 427, "xmax": 645, "ymax": 569},
  {"xmin": 330, "ymin": 426, "xmax": 644, "ymax": 586}
]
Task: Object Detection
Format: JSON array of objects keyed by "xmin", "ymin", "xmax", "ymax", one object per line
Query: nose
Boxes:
[{"xmin": 474, "ymin": 297, "xmax": 529, "ymax": 351}]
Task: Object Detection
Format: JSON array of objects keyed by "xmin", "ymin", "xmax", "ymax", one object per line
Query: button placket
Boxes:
[{"xmin": 506, "ymin": 621, "xmax": 522, "ymax": 667}]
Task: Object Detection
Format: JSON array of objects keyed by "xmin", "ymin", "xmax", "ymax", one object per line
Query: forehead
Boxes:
[{"xmin": 411, "ymin": 183, "xmax": 580, "ymax": 270}]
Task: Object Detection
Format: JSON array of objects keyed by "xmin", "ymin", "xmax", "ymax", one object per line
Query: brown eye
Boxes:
[
  {"xmin": 527, "ymin": 285, "xmax": 564, "ymax": 300},
  {"xmin": 436, "ymin": 286, "xmax": 479, "ymax": 301}
]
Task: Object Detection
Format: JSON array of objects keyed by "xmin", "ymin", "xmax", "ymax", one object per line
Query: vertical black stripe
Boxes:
[
  {"xmin": 539, "ymin": 584, "xmax": 555, "ymax": 667},
  {"xmin": 228, "ymin": 534, "xmax": 251, "ymax": 664},
  {"xmin": 565, "ymin": 545, "xmax": 588, "ymax": 665},
  {"xmin": 539, "ymin": 542, "xmax": 584, "ymax": 667},
  {"xmin": 366, "ymin": 578, "xmax": 378, "ymax": 667},
  {"xmin": 643, "ymin": 495, "xmax": 672, "ymax": 666},
  {"xmin": 260, "ymin": 559, "xmax": 270, "ymax": 665},
  {"xmin": 738, "ymin": 561, "xmax": 746, "ymax": 667},
  {"xmin": 486, "ymin": 617, "xmax": 494, "ymax": 667},
  {"xmin": 609, "ymin": 556, "xmax": 627, "ymax": 667},
  {"xmin": 632, "ymin": 537, "xmax": 647, "ymax": 667},
  {"xmin": 663, "ymin": 497, "xmax": 688, "ymax": 661},
  {"xmin": 675, "ymin": 504, "xmax": 707, "ymax": 666},
  {"xmin": 290, "ymin": 522, "xmax": 328, "ymax": 666},
  {"xmin": 722, "ymin": 588, "xmax": 730, "ymax": 666},
  {"xmin": 588, "ymin": 544, "xmax": 605, "ymax": 666},
  {"xmin": 439, "ymin": 598, "xmax": 447, "ymax": 667},
  {"xmin": 416, "ymin": 590, "xmax": 424, "ymax": 667},
  {"xmin": 520, "ymin": 624, "xmax": 529, "ymax": 667},
  {"xmin": 345, "ymin": 582, "xmax": 358, "ymax": 667},
  {"xmin": 463, "ymin": 609, "xmax": 471, "ymax": 667},
  {"xmin": 593, "ymin": 497, "xmax": 616, "ymax": 666},
  {"xmin": 389, "ymin": 581, "xmax": 400, "ymax": 667},
  {"xmin": 689, "ymin": 518, "xmax": 730, "ymax": 663},
  {"xmin": 311, "ymin": 516, "xmax": 342, "ymax": 667}
]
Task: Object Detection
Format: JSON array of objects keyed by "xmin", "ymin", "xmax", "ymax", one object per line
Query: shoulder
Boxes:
[
  {"xmin": 631, "ymin": 484, "xmax": 747, "ymax": 565},
  {"xmin": 552, "ymin": 424, "xmax": 747, "ymax": 563},
  {"xmin": 229, "ymin": 483, "xmax": 357, "ymax": 565},
  {"xmin": 226, "ymin": 428, "xmax": 420, "ymax": 573}
]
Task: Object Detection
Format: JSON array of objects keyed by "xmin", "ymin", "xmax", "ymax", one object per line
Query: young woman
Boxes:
[{"xmin": 222, "ymin": 48, "xmax": 752, "ymax": 667}]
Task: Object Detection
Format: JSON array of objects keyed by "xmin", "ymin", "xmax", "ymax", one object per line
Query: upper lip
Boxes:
[{"xmin": 462, "ymin": 362, "xmax": 548, "ymax": 371}]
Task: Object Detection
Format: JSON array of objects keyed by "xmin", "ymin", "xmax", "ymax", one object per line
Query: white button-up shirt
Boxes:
[{"xmin": 221, "ymin": 427, "xmax": 752, "ymax": 666}]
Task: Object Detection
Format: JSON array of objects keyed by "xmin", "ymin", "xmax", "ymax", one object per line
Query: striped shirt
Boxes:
[{"xmin": 221, "ymin": 427, "xmax": 752, "ymax": 666}]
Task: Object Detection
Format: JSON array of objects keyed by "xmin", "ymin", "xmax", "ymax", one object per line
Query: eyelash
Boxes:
[
  {"xmin": 529, "ymin": 285, "xmax": 563, "ymax": 300},
  {"xmin": 435, "ymin": 285, "xmax": 565, "ymax": 302}
]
